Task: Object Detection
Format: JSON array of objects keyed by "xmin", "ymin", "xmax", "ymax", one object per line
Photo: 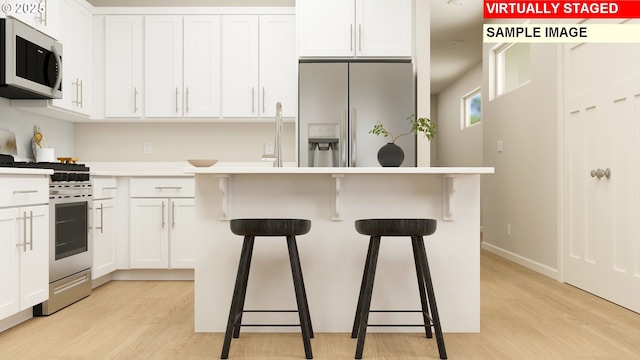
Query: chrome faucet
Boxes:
[{"xmin": 274, "ymin": 102, "xmax": 283, "ymax": 167}]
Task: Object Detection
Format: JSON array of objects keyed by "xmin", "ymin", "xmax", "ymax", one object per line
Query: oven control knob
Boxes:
[
  {"xmin": 82, "ymin": 173, "xmax": 90, "ymax": 181},
  {"xmin": 67, "ymin": 173, "xmax": 77, "ymax": 181},
  {"xmin": 53, "ymin": 173, "xmax": 66, "ymax": 181}
]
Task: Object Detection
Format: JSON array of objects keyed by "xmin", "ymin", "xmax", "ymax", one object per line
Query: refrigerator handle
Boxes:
[
  {"xmin": 351, "ymin": 108, "xmax": 357, "ymax": 167},
  {"xmin": 341, "ymin": 109, "xmax": 347, "ymax": 167}
]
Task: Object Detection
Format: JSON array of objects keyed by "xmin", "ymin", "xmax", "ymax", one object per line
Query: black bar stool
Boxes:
[
  {"xmin": 221, "ymin": 218, "xmax": 314, "ymax": 359},
  {"xmin": 351, "ymin": 218, "xmax": 447, "ymax": 359}
]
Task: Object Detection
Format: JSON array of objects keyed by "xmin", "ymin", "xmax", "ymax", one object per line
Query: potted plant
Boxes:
[{"xmin": 369, "ymin": 114, "xmax": 436, "ymax": 167}]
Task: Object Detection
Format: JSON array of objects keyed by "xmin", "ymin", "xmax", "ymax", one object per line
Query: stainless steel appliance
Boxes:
[
  {"xmin": 0, "ymin": 17, "xmax": 63, "ymax": 99},
  {"xmin": 298, "ymin": 62, "xmax": 416, "ymax": 167},
  {"xmin": 0, "ymin": 157, "xmax": 92, "ymax": 315}
]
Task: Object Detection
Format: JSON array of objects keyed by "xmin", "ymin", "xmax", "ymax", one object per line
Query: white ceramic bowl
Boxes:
[{"xmin": 187, "ymin": 159, "xmax": 218, "ymax": 167}]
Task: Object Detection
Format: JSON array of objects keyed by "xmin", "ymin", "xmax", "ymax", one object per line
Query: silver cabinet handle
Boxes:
[
  {"xmin": 175, "ymin": 87, "xmax": 179, "ymax": 113},
  {"xmin": 103, "ymin": 187, "xmax": 118, "ymax": 190},
  {"xmin": 172, "ymin": 201, "xmax": 176, "ymax": 229},
  {"xmin": 96, "ymin": 202, "xmax": 104, "ymax": 234},
  {"xmin": 13, "ymin": 190, "xmax": 38, "ymax": 194},
  {"xmin": 350, "ymin": 24, "xmax": 353, "ymax": 51},
  {"xmin": 252, "ymin": 87, "xmax": 255, "ymax": 113},
  {"xmin": 341, "ymin": 109, "xmax": 347, "ymax": 167},
  {"xmin": 262, "ymin": 87, "xmax": 265, "ymax": 114},
  {"xmin": 29, "ymin": 211, "xmax": 33, "ymax": 251},
  {"xmin": 186, "ymin": 87, "xmax": 190, "ymax": 114},
  {"xmin": 133, "ymin": 87, "xmax": 138, "ymax": 113},
  {"xmin": 351, "ymin": 108, "xmax": 357, "ymax": 167},
  {"xmin": 37, "ymin": 0, "xmax": 47, "ymax": 25},
  {"xmin": 72, "ymin": 79, "xmax": 79, "ymax": 105},
  {"xmin": 78, "ymin": 79, "xmax": 83, "ymax": 108},
  {"xmin": 154, "ymin": 186, "xmax": 183, "ymax": 190},
  {"xmin": 358, "ymin": 24, "xmax": 362, "ymax": 52},
  {"xmin": 161, "ymin": 201, "xmax": 166, "ymax": 229}
]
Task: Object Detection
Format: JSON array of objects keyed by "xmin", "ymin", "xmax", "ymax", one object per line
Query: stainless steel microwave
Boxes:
[{"xmin": 0, "ymin": 17, "xmax": 62, "ymax": 99}]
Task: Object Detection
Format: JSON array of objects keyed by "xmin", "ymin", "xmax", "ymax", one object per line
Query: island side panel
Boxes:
[{"xmin": 194, "ymin": 173, "xmax": 480, "ymax": 333}]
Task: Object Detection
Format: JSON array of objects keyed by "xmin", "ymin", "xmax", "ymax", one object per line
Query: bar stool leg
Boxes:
[
  {"xmin": 221, "ymin": 236, "xmax": 255, "ymax": 359},
  {"xmin": 289, "ymin": 234, "xmax": 314, "ymax": 338},
  {"xmin": 287, "ymin": 236, "xmax": 313, "ymax": 359},
  {"xmin": 411, "ymin": 236, "xmax": 433, "ymax": 338},
  {"xmin": 355, "ymin": 236, "xmax": 381, "ymax": 360},
  {"xmin": 415, "ymin": 236, "xmax": 447, "ymax": 360},
  {"xmin": 351, "ymin": 239, "xmax": 374, "ymax": 338},
  {"xmin": 232, "ymin": 236, "xmax": 255, "ymax": 339}
]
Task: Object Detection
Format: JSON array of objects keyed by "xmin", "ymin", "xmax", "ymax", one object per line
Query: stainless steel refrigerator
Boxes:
[{"xmin": 298, "ymin": 62, "xmax": 416, "ymax": 167}]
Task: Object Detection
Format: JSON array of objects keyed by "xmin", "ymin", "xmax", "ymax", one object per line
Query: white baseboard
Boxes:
[
  {"xmin": 0, "ymin": 309, "xmax": 32, "ymax": 333},
  {"xmin": 481, "ymin": 242, "xmax": 560, "ymax": 281}
]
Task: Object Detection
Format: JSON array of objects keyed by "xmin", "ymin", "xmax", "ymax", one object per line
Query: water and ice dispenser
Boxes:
[{"xmin": 308, "ymin": 123, "xmax": 340, "ymax": 167}]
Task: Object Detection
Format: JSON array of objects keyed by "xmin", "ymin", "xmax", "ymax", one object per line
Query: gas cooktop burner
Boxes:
[{"xmin": 0, "ymin": 158, "xmax": 89, "ymax": 172}]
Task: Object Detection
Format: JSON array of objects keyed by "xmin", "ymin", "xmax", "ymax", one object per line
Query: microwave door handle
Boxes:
[{"xmin": 51, "ymin": 44, "xmax": 62, "ymax": 98}]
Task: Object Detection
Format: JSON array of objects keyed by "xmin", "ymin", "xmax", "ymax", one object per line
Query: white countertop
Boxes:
[
  {"xmin": 0, "ymin": 168, "xmax": 53, "ymax": 175},
  {"xmin": 186, "ymin": 166, "xmax": 495, "ymax": 175}
]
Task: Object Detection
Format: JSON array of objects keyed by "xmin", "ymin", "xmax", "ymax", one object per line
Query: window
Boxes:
[
  {"xmin": 493, "ymin": 43, "xmax": 531, "ymax": 97},
  {"xmin": 462, "ymin": 88, "xmax": 481, "ymax": 129}
]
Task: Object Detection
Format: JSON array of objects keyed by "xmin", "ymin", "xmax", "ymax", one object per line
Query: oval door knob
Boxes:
[
  {"xmin": 590, "ymin": 169, "xmax": 597, "ymax": 178},
  {"xmin": 592, "ymin": 168, "xmax": 612, "ymax": 179}
]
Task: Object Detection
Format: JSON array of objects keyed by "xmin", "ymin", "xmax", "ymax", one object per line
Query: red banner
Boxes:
[{"xmin": 484, "ymin": 1, "xmax": 640, "ymax": 18}]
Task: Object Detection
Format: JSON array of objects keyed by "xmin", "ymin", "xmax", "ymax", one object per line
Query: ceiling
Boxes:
[
  {"xmin": 430, "ymin": 0, "xmax": 484, "ymax": 94},
  {"xmin": 88, "ymin": 0, "xmax": 483, "ymax": 95}
]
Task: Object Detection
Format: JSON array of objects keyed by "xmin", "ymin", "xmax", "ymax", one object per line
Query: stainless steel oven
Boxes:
[{"xmin": 34, "ymin": 167, "xmax": 92, "ymax": 316}]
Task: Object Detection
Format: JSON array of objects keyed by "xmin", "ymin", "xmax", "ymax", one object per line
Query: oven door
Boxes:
[{"xmin": 49, "ymin": 198, "xmax": 92, "ymax": 282}]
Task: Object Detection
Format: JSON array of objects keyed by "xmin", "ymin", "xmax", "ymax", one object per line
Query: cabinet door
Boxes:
[
  {"xmin": 72, "ymin": 1, "xmax": 93, "ymax": 115},
  {"xmin": 0, "ymin": 208, "xmax": 19, "ymax": 320},
  {"xmin": 169, "ymin": 199, "xmax": 195, "ymax": 269},
  {"xmin": 92, "ymin": 199, "xmax": 117, "ymax": 279},
  {"xmin": 355, "ymin": 0, "xmax": 412, "ymax": 57},
  {"xmin": 105, "ymin": 16, "xmax": 143, "ymax": 118},
  {"xmin": 184, "ymin": 16, "xmax": 221, "ymax": 118},
  {"xmin": 19, "ymin": 206, "xmax": 48, "ymax": 311},
  {"xmin": 145, "ymin": 16, "xmax": 183, "ymax": 118},
  {"xmin": 259, "ymin": 15, "xmax": 297, "ymax": 118},
  {"xmin": 222, "ymin": 15, "xmax": 259, "ymax": 117},
  {"xmin": 54, "ymin": 0, "xmax": 77, "ymax": 111},
  {"xmin": 130, "ymin": 199, "xmax": 169, "ymax": 268},
  {"xmin": 297, "ymin": 0, "xmax": 355, "ymax": 57}
]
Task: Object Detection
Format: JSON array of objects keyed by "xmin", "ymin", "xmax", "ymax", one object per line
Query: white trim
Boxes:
[
  {"xmin": 0, "ymin": 309, "xmax": 32, "ymax": 333},
  {"xmin": 482, "ymin": 242, "xmax": 560, "ymax": 281}
]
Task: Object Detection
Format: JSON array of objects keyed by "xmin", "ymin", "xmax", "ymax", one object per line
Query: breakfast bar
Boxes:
[{"xmin": 186, "ymin": 166, "xmax": 494, "ymax": 333}]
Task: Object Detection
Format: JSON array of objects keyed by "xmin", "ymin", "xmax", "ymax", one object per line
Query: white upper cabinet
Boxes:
[
  {"xmin": 221, "ymin": 15, "xmax": 259, "ymax": 118},
  {"xmin": 222, "ymin": 15, "xmax": 296, "ymax": 118},
  {"xmin": 259, "ymin": 15, "xmax": 297, "ymax": 118},
  {"xmin": 297, "ymin": 0, "xmax": 412, "ymax": 58},
  {"xmin": 105, "ymin": 16, "xmax": 143, "ymax": 118},
  {"xmin": 183, "ymin": 16, "xmax": 222, "ymax": 118},
  {"xmin": 144, "ymin": 16, "xmax": 183, "ymax": 118},
  {"xmin": 53, "ymin": 0, "xmax": 93, "ymax": 115}
]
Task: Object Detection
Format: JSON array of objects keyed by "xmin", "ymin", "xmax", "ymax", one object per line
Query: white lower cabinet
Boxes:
[
  {"xmin": 0, "ymin": 205, "xmax": 49, "ymax": 321},
  {"xmin": 91, "ymin": 177, "xmax": 118, "ymax": 279},
  {"xmin": 129, "ymin": 178, "xmax": 195, "ymax": 269}
]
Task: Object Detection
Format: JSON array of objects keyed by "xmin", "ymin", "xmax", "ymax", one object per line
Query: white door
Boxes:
[
  {"xmin": 355, "ymin": 0, "xmax": 412, "ymax": 57},
  {"xmin": 0, "ymin": 208, "xmax": 19, "ymax": 320},
  {"xmin": 221, "ymin": 15, "xmax": 259, "ymax": 117},
  {"xmin": 259, "ymin": 15, "xmax": 297, "ymax": 118},
  {"xmin": 184, "ymin": 15, "xmax": 222, "ymax": 118},
  {"xmin": 19, "ymin": 206, "xmax": 48, "ymax": 311},
  {"xmin": 296, "ymin": 0, "xmax": 355, "ymax": 57},
  {"xmin": 72, "ymin": 2, "xmax": 93, "ymax": 115},
  {"xmin": 93, "ymin": 199, "xmax": 117, "ymax": 279},
  {"xmin": 563, "ymin": 39, "xmax": 640, "ymax": 313},
  {"xmin": 169, "ymin": 199, "xmax": 196, "ymax": 269},
  {"xmin": 105, "ymin": 16, "xmax": 143, "ymax": 118},
  {"xmin": 130, "ymin": 198, "xmax": 169, "ymax": 268},
  {"xmin": 145, "ymin": 16, "xmax": 183, "ymax": 118}
]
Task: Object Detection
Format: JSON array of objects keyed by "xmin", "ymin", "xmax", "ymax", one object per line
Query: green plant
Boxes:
[{"xmin": 369, "ymin": 114, "xmax": 436, "ymax": 143}]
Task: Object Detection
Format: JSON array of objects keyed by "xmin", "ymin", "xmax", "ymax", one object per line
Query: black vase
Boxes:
[{"xmin": 377, "ymin": 143, "xmax": 404, "ymax": 167}]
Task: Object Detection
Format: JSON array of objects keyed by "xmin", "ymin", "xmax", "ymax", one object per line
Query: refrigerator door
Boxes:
[
  {"xmin": 299, "ymin": 63, "xmax": 348, "ymax": 167},
  {"xmin": 349, "ymin": 63, "xmax": 415, "ymax": 167}
]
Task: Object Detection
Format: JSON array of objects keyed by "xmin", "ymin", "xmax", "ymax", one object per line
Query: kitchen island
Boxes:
[{"xmin": 186, "ymin": 166, "xmax": 494, "ymax": 333}]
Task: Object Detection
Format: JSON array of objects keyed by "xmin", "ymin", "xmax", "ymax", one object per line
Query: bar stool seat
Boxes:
[
  {"xmin": 352, "ymin": 218, "xmax": 447, "ymax": 359},
  {"xmin": 221, "ymin": 219, "xmax": 313, "ymax": 359}
]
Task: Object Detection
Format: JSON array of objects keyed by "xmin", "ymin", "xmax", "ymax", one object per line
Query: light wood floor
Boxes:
[{"xmin": 1, "ymin": 251, "xmax": 639, "ymax": 359}]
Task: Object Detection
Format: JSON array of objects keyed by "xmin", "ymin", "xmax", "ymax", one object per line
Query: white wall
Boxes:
[
  {"xmin": 0, "ymin": 99, "xmax": 75, "ymax": 160},
  {"xmin": 74, "ymin": 122, "xmax": 295, "ymax": 162},
  {"xmin": 436, "ymin": 63, "xmax": 482, "ymax": 167},
  {"xmin": 481, "ymin": 42, "xmax": 559, "ymax": 273}
]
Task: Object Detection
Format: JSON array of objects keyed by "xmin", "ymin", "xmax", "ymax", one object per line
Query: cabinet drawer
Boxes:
[
  {"xmin": 129, "ymin": 177, "xmax": 194, "ymax": 198},
  {"xmin": 0, "ymin": 176, "xmax": 49, "ymax": 207},
  {"xmin": 92, "ymin": 177, "xmax": 118, "ymax": 199}
]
